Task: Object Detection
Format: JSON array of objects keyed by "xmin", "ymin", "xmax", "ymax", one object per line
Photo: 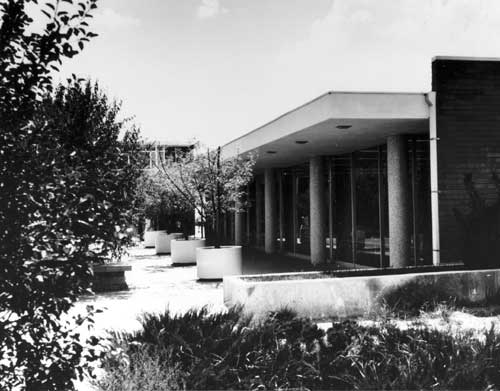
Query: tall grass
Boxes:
[
  {"xmin": 96, "ymin": 307, "xmax": 500, "ymax": 390},
  {"xmin": 97, "ymin": 341, "xmax": 179, "ymax": 391}
]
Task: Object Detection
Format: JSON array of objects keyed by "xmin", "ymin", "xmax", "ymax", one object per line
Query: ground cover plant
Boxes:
[{"xmin": 97, "ymin": 307, "xmax": 500, "ymax": 390}]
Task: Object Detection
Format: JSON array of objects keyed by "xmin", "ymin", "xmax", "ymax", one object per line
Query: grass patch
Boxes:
[{"xmin": 97, "ymin": 341, "xmax": 180, "ymax": 391}]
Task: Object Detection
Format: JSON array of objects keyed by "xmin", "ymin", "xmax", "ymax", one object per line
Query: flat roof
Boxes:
[
  {"xmin": 222, "ymin": 91, "xmax": 430, "ymax": 168},
  {"xmin": 143, "ymin": 141, "xmax": 197, "ymax": 148},
  {"xmin": 432, "ymin": 55, "xmax": 500, "ymax": 62}
]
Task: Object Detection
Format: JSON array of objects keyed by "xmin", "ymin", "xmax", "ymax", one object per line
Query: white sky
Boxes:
[{"xmin": 55, "ymin": 0, "xmax": 500, "ymax": 147}]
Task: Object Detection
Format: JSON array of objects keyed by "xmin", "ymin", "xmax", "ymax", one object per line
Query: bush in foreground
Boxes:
[
  {"xmin": 0, "ymin": 1, "xmax": 142, "ymax": 388},
  {"xmin": 97, "ymin": 308, "xmax": 500, "ymax": 390}
]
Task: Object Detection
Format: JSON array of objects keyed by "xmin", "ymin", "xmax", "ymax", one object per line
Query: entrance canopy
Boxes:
[{"xmin": 222, "ymin": 92, "xmax": 430, "ymax": 169}]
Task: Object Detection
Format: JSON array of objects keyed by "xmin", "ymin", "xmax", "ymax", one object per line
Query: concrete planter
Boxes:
[
  {"xmin": 155, "ymin": 232, "xmax": 184, "ymax": 254},
  {"xmin": 144, "ymin": 230, "xmax": 163, "ymax": 248},
  {"xmin": 92, "ymin": 264, "xmax": 132, "ymax": 292},
  {"xmin": 171, "ymin": 238, "xmax": 206, "ymax": 265},
  {"xmin": 196, "ymin": 246, "xmax": 242, "ymax": 280},
  {"xmin": 224, "ymin": 267, "xmax": 500, "ymax": 320}
]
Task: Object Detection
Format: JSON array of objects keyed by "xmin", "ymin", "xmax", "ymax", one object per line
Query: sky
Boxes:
[{"xmin": 53, "ymin": 0, "xmax": 500, "ymax": 147}]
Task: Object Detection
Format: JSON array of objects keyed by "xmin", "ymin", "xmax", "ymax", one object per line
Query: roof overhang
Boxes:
[{"xmin": 221, "ymin": 91, "xmax": 430, "ymax": 169}]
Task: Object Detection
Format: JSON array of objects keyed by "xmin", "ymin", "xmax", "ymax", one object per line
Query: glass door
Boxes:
[
  {"xmin": 332, "ymin": 155, "xmax": 353, "ymax": 263},
  {"xmin": 355, "ymin": 148, "xmax": 384, "ymax": 267},
  {"xmin": 296, "ymin": 175, "xmax": 310, "ymax": 255}
]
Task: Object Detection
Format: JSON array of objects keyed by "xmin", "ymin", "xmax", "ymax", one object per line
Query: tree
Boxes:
[
  {"xmin": 36, "ymin": 79, "xmax": 143, "ymax": 262},
  {"xmin": 137, "ymin": 169, "xmax": 194, "ymax": 234},
  {"xmin": 158, "ymin": 147, "xmax": 255, "ymax": 247},
  {"xmin": 0, "ymin": 1, "xmax": 142, "ymax": 389}
]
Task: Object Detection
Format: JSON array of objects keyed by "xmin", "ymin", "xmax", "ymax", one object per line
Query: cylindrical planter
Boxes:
[
  {"xmin": 171, "ymin": 238, "xmax": 206, "ymax": 265},
  {"xmin": 196, "ymin": 246, "xmax": 243, "ymax": 280},
  {"xmin": 144, "ymin": 230, "xmax": 163, "ymax": 248},
  {"xmin": 155, "ymin": 232, "xmax": 184, "ymax": 254}
]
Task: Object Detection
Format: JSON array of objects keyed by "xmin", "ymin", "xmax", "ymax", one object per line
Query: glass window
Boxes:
[
  {"xmin": 280, "ymin": 171, "xmax": 294, "ymax": 252},
  {"xmin": 332, "ymin": 155, "xmax": 353, "ymax": 263},
  {"xmin": 411, "ymin": 136, "xmax": 432, "ymax": 265},
  {"xmin": 355, "ymin": 149, "xmax": 382, "ymax": 267},
  {"xmin": 247, "ymin": 181, "xmax": 256, "ymax": 246},
  {"xmin": 296, "ymin": 175, "xmax": 310, "ymax": 255},
  {"xmin": 256, "ymin": 180, "xmax": 265, "ymax": 247},
  {"xmin": 379, "ymin": 146, "xmax": 390, "ymax": 266}
]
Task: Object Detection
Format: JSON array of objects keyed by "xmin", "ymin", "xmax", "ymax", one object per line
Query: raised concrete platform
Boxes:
[
  {"xmin": 92, "ymin": 264, "xmax": 132, "ymax": 292},
  {"xmin": 223, "ymin": 267, "xmax": 500, "ymax": 320}
]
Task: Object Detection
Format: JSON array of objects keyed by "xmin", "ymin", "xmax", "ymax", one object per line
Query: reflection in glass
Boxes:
[
  {"xmin": 267, "ymin": 135, "xmax": 432, "ymax": 268},
  {"xmin": 296, "ymin": 175, "xmax": 310, "ymax": 255},
  {"xmin": 332, "ymin": 155, "xmax": 353, "ymax": 263},
  {"xmin": 257, "ymin": 181, "xmax": 265, "ymax": 247},
  {"xmin": 355, "ymin": 149, "xmax": 382, "ymax": 267},
  {"xmin": 412, "ymin": 137, "xmax": 432, "ymax": 265},
  {"xmin": 282, "ymin": 171, "xmax": 294, "ymax": 252}
]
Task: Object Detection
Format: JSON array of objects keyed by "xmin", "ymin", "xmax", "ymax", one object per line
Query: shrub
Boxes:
[
  {"xmin": 378, "ymin": 279, "xmax": 457, "ymax": 316},
  {"xmin": 36, "ymin": 79, "xmax": 143, "ymax": 264},
  {"xmin": 98, "ymin": 308, "xmax": 500, "ymax": 390},
  {"xmin": 0, "ymin": 1, "xmax": 142, "ymax": 389},
  {"xmin": 378, "ymin": 277, "xmax": 500, "ymax": 317}
]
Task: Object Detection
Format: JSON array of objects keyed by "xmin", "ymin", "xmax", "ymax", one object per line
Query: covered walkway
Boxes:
[{"xmin": 222, "ymin": 90, "xmax": 437, "ymax": 269}]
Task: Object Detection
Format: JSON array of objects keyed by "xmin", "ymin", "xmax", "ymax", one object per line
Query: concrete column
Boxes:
[
  {"xmin": 309, "ymin": 156, "xmax": 327, "ymax": 265},
  {"xmin": 255, "ymin": 180, "xmax": 263, "ymax": 246},
  {"xmin": 234, "ymin": 202, "xmax": 244, "ymax": 246},
  {"xmin": 264, "ymin": 168, "xmax": 277, "ymax": 253},
  {"xmin": 387, "ymin": 135, "xmax": 412, "ymax": 267}
]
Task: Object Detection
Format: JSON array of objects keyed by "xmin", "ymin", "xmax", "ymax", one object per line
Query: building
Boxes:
[
  {"xmin": 141, "ymin": 141, "xmax": 197, "ymax": 169},
  {"xmin": 221, "ymin": 56, "xmax": 500, "ymax": 268}
]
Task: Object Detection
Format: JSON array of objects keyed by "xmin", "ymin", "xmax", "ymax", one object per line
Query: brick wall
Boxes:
[{"xmin": 433, "ymin": 58, "xmax": 500, "ymax": 262}]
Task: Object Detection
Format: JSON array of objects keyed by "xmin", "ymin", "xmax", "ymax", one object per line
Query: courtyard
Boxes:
[
  {"xmin": 76, "ymin": 247, "xmax": 223, "ymax": 334},
  {"xmin": 78, "ymin": 244, "xmax": 500, "ymax": 337},
  {"xmin": 77, "ymin": 244, "xmax": 500, "ymax": 391},
  {"xmin": 76, "ymin": 245, "xmax": 324, "ymax": 334},
  {"xmin": 5, "ymin": 1, "xmax": 500, "ymax": 389}
]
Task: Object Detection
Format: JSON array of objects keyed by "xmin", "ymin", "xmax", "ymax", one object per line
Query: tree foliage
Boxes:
[
  {"xmin": 0, "ymin": 1, "xmax": 142, "ymax": 389},
  {"xmin": 158, "ymin": 147, "xmax": 255, "ymax": 246},
  {"xmin": 35, "ymin": 79, "xmax": 143, "ymax": 263},
  {"xmin": 137, "ymin": 170, "xmax": 194, "ymax": 233}
]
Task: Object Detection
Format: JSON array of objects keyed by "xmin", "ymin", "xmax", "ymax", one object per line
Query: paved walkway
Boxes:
[
  {"xmin": 75, "ymin": 247, "xmax": 224, "ymax": 334},
  {"xmin": 72, "ymin": 246, "xmax": 324, "ymax": 390},
  {"xmin": 74, "ymin": 246, "xmax": 323, "ymax": 334}
]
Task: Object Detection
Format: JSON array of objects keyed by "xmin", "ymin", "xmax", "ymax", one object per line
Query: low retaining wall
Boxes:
[
  {"xmin": 92, "ymin": 264, "xmax": 132, "ymax": 292},
  {"xmin": 223, "ymin": 267, "xmax": 500, "ymax": 320}
]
